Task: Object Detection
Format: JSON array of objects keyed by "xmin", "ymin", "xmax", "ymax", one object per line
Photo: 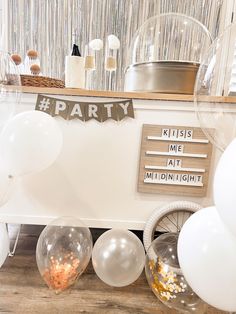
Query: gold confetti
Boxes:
[{"xmin": 148, "ymin": 257, "xmax": 186, "ymax": 301}]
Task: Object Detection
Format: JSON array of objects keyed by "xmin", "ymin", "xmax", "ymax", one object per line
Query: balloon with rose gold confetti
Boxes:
[{"xmin": 36, "ymin": 216, "xmax": 93, "ymax": 293}]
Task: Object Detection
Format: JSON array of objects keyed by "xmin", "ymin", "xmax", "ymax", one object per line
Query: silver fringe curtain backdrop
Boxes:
[{"xmin": 6, "ymin": 0, "xmax": 223, "ymax": 91}]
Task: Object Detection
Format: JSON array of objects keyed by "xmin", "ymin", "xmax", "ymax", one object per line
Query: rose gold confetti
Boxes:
[{"xmin": 43, "ymin": 253, "xmax": 80, "ymax": 293}]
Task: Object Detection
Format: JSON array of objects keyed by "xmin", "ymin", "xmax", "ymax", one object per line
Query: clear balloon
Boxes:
[
  {"xmin": 36, "ymin": 216, "xmax": 93, "ymax": 293},
  {"xmin": 0, "ymin": 51, "xmax": 21, "ymax": 131},
  {"xmin": 0, "ymin": 110, "xmax": 63, "ymax": 177},
  {"xmin": 92, "ymin": 229, "xmax": 145, "ymax": 287},
  {"xmin": 178, "ymin": 207, "xmax": 236, "ymax": 312},
  {"xmin": 0, "ymin": 223, "xmax": 10, "ymax": 267},
  {"xmin": 214, "ymin": 139, "xmax": 236, "ymax": 237},
  {"xmin": 145, "ymin": 233, "xmax": 204, "ymax": 313},
  {"xmin": 194, "ymin": 23, "xmax": 236, "ymax": 152}
]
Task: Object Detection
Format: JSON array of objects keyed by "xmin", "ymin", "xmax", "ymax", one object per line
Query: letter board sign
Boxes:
[{"xmin": 138, "ymin": 124, "xmax": 213, "ymax": 197}]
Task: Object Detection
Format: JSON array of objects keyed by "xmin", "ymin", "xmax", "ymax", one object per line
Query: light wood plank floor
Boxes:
[{"xmin": 0, "ymin": 225, "xmax": 225, "ymax": 314}]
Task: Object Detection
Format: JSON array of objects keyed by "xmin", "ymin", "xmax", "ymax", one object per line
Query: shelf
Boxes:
[
  {"xmin": 20, "ymin": 86, "xmax": 194, "ymax": 101},
  {"xmin": 8, "ymin": 86, "xmax": 236, "ymax": 103}
]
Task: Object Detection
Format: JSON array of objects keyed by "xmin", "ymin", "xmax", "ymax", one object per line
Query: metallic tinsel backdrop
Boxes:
[{"xmin": 5, "ymin": 0, "xmax": 223, "ymax": 90}]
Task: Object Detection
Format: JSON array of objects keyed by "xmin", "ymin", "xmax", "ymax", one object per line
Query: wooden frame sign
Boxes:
[{"xmin": 138, "ymin": 124, "xmax": 213, "ymax": 197}]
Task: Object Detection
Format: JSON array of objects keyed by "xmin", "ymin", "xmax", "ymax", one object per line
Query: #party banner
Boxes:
[{"xmin": 35, "ymin": 94, "xmax": 135, "ymax": 122}]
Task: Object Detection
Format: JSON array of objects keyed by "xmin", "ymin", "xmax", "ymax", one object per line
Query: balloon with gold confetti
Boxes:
[
  {"xmin": 36, "ymin": 216, "xmax": 93, "ymax": 294},
  {"xmin": 145, "ymin": 233, "xmax": 205, "ymax": 313}
]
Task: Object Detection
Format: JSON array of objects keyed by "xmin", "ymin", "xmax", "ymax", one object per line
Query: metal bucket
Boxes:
[{"xmin": 124, "ymin": 61, "xmax": 199, "ymax": 94}]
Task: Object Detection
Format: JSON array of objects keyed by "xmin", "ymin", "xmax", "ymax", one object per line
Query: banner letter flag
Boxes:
[
  {"xmin": 68, "ymin": 102, "xmax": 85, "ymax": 121},
  {"xmin": 117, "ymin": 100, "xmax": 134, "ymax": 120},
  {"xmin": 35, "ymin": 95, "xmax": 54, "ymax": 114},
  {"xmin": 35, "ymin": 95, "xmax": 135, "ymax": 122}
]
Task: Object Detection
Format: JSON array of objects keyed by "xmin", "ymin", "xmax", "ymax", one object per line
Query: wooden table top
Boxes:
[
  {"xmin": 0, "ymin": 225, "xmax": 224, "ymax": 314},
  {"xmin": 7, "ymin": 85, "xmax": 236, "ymax": 103}
]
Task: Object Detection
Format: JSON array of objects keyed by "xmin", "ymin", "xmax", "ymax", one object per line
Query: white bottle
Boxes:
[
  {"xmin": 65, "ymin": 44, "xmax": 85, "ymax": 89},
  {"xmin": 65, "ymin": 56, "xmax": 85, "ymax": 88}
]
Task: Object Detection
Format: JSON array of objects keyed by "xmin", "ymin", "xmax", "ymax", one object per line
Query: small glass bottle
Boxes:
[
  {"xmin": 85, "ymin": 39, "xmax": 103, "ymax": 90},
  {"xmin": 105, "ymin": 35, "xmax": 120, "ymax": 90}
]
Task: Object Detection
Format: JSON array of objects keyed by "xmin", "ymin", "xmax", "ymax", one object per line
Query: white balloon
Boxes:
[
  {"xmin": 0, "ymin": 111, "xmax": 63, "ymax": 177},
  {"xmin": 178, "ymin": 206, "xmax": 236, "ymax": 312},
  {"xmin": 0, "ymin": 51, "xmax": 21, "ymax": 131},
  {"xmin": 0, "ymin": 167, "xmax": 15, "ymax": 206},
  {"xmin": 92, "ymin": 229, "xmax": 145, "ymax": 287},
  {"xmin": 214, "ymin": 138, "xmax": 236, "ymax": 236},
  {"xmin": 0, "ymin": 223, "xmax": 10, "ymax": 267},
  {"xmin": 0, "ymin": 92, "xmax": 15, "ymax": 131}
]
